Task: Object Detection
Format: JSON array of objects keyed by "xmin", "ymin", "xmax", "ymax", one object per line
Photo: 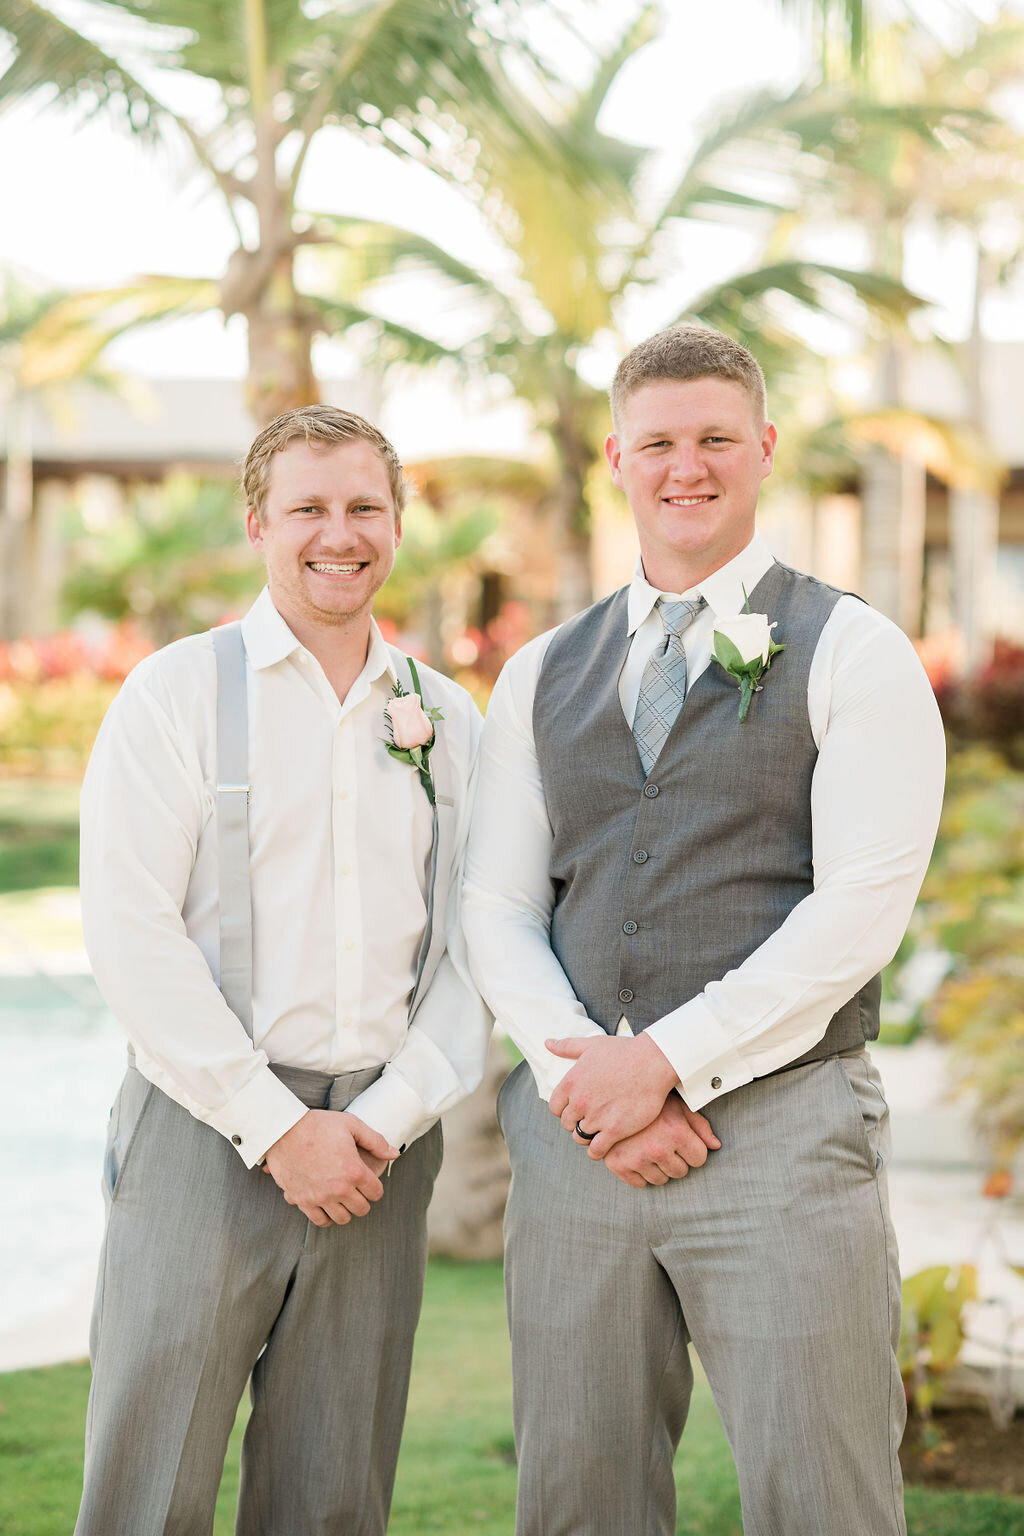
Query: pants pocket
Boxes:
[
  {"xmin": 495, "ymin": 1058, "xmax": 527, "ymax": 1138},
  {"xmin": 102, "ymin": 1067, "xmax": 155, "ymax": 1202},
  {"xmin": 834, "ymin": 1051, "xmax": 891, "ymax": 1175}
]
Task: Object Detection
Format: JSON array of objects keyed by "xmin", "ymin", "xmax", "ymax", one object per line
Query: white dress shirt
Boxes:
[
  {"xmin": 80, "ymin": 587, "xmax": 489, "ymax": 1167},
  {"xmin": 463, "ymin": 532, "xmax": 946, "ymax": 1112}
]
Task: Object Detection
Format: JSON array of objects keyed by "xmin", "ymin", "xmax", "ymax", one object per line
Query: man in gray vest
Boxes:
[
  {"xmin": 464, "ymin": 325, "xmax": 945, "ymax": 1534},
  {"xmin": 76, "ymin": 405, "xmax": 488, "ymax": 1534}
]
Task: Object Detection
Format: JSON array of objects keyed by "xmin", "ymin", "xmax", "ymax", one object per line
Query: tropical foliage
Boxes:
[
  {"xmin": 0, "ymin": 0, "xmax": 570, "ymax": 423},
  {"xmin": 915, "ymin": 749, "xmax": 1024, "ymax": 1174},
  {"xmin": 304, "ymin": 10, "xmax": 1024, "ymax": 614}
]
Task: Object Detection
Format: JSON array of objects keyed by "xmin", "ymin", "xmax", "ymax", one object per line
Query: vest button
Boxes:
[
  {"xmin": 633, "ymin": 849, "xmax": 648, "ymax": 863},
  {"xmin": 622, "ymin": 921, "xmax": 638, "ymax": 935},
  {"xmin": 618, "ymin": 988, "xmax": 634, "ymax": 1003},
  {"xmin": 644, "ymin": 784, "xmax": 659, "ymax": 798},
  {"xmin": 710, "ymin": 1077, "xmax": 722, "ymax": 1090}
]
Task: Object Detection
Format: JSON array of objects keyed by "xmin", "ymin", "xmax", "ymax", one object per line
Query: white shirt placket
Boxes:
[{"xmin": 332, "ymin": 704, "xmax": 364, "ymax": 1053}]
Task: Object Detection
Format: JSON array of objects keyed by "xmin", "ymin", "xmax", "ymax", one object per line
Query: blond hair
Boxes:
[
  {"xmin": 242, "ymin": 405, "xmax": 408, "ymax": 522},
  {"xmin": 611, "ymin": 325, "xmax": 767, "ymax": 427}
]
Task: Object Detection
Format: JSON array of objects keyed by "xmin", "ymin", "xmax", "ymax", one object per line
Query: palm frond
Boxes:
[
  {"xmin": 686, "ymin": 260, "xmax": 924, "ymax": 333},
  {"xmin": 302, "ymin": 214, "xmax": 507, "ymax": 304},
  {"xmin": 290, "ymin": 0, "xmax": 568, "ymax": 187},
  {"xmin": 308, "ymin": 295, "xmax": 466, "ymax": 370},
  {"xmin": 0, "ymin": 0, "xmax": 169, "ymax": 135},
  {"xmin": 17, "ymin": 275, "xmax": 219, "ymax": 389}
]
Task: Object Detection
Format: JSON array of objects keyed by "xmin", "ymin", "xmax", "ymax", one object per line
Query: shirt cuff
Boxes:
[
  {"xmin": 207, "ymin": 1067, "xmax": 309, "ymax": 1169},
  {"xmin": 645, "ymin": 997, "xmax": 753, "ymax": 1112},
  {"xmin": 345, "ymin": 1070, "xmax": 434, "ymax": 1154}
]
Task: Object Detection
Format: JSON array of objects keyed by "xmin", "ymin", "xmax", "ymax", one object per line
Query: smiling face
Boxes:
[
  {"xmin": 605, "ymin": 376, "xmax": 777, "ymax": 592},
  {"xmin": 246, "ymin": 436, "xmax": 401, "ymax": 635}
]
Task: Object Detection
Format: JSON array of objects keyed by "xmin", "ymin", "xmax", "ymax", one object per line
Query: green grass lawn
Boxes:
[
  {"xmin": 0, "ymin": 778, "xmax": 81, "ymax": 893},
  {"xmin": 0, "ymin": 1260, "xmax": 1021, "ymax": 1535}
]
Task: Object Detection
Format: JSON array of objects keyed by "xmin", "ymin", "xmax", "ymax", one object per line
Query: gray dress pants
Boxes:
[
  {"xmin": 76, "ymin": 1061, "xmax": 443, "ymax": 1536},
  {"xmin": 499, "ymin": 1050, "xmax": 906, "ymax": 1536}
]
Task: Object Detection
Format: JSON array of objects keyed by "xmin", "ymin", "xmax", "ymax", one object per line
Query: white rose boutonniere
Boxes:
[
  {"xmin": 383, "ymin": 658, "xmax": 445, "ymax": 804},
  {"xmin": 712, "ymin": 597, "xmax": 784, "ymax": 723}
]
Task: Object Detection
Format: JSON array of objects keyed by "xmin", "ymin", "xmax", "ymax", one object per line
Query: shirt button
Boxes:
[
  {"xmin": 711, "ymin": 1076, "xmax": 722, "ymax": 1090},
  {"xmin": 344, "ymin": 938, "xmax": 355, "ymax": 951},
  {"xmin": 231, "ymin": 1134, "xmax": 242, "ymax": 1146},
  {"xmin": 644, "ymin": 784, "xmax": 660, "ymax": 798},
  {"xmin": 618, "ymin": 987, "xmax": 634, "ymax": 1003},
  {"xmin": 343, "ymin": 1016, "xmax": 354, "ymax": 1029},
  {"xmin": 337, "ymin": 788, "xmax": 349, "ymax": 800},
  {"xmin": 633, "ymin": 849, "xmax": 649, "ymax": 864},
  {"xmin": 340, "ymin": 863, "xmax": 351, "ymax": 876},
  {"xmin": 622, "ymin": 921, "xmax": 638, "ymax": 935}
]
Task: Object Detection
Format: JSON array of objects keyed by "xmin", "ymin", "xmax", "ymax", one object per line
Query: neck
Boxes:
[
  {"xmin": 640, "ymin": 534, "xmax": 757, "ymax": 595},
  {"xmin": 274, "ymin": 598, "xmax": 374, "ymax": 702}
]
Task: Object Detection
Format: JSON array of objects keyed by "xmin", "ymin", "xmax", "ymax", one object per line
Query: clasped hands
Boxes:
[
  {"xmin": 264, "ymin": 1109, "xmax": 398, "ymax": 1228},
  {"xmin": 547, "ymin": 1033, "xmax": 721, "ymax": 1189}
]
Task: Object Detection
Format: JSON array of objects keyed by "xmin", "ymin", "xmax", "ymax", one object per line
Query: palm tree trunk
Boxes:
[{"xmin": 549, "ymin": 394, "xmax": 594, "ymax": 623}]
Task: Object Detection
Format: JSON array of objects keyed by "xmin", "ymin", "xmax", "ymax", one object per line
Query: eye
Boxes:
[
  {"xmin": 704, "ymin": 436, "xmax": 731, "ymax": 445},
  {"xmin": 644, "ymin": 440, "xmax": 671, "ymax": 450}
]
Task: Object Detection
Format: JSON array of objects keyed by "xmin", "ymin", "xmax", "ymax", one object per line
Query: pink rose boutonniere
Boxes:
[{"xmin": 383, "ymin": 657, "xmax": 444, "ymax": 804}]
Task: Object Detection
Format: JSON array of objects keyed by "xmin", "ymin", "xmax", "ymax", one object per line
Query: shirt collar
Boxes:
[
  {"xmin": 626, "ymin": 532, "xmax": 775, "ymax": 635},
  {"xmin": 240, "ymin": 586, "xmax": 397, "ymax": 688}
]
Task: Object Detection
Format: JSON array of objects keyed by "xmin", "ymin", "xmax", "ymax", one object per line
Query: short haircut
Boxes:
[
  {"xmin": 610, "ymin": 324, "xmax": 768, "ymax": 428},
  {"xmin": 242, "ymin": 405, "xmax": 408, "ymax": 523}
]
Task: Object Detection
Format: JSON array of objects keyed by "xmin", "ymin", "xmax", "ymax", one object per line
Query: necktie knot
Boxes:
[{"xmin": 657, "ymin": 595, "xmax": 705, "ymax": 639}]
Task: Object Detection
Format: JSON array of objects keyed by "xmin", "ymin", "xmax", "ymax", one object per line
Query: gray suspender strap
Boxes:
[
  {"xmin": 407, "ymin": 656, "xmax": 455, "ymax": 1017},
  {"xmin": 212, "ymin": 622, "xmax": 253, "ymax": 1037}
]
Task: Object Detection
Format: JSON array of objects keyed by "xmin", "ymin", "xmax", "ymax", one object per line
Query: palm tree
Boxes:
[
  {"xmin": 0, "ymin": 0, "xmax": 569, "ymax": 426},
  {"xmin": 308, "ymin": 8, "xmax": 982, "ymax": 620}
]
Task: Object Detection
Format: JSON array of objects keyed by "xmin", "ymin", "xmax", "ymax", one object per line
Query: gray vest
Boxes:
[{"xmin": 532, "ymin": 561, "xmax": 880, "ymax": 1069}]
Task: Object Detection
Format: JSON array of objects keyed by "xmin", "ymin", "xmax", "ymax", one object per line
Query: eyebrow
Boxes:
[
  {"xmin": 285, "ymin": 490, "xmax": 389, "ymax": 504},
  {"xmin": 633, "ymin": 423, "xmax": 739, "ymax": 439}
]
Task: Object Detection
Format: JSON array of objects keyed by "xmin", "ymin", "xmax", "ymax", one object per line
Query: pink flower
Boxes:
[{"xmin": 387, "ymin": 693, "xmax": 435, "ymax": 750}]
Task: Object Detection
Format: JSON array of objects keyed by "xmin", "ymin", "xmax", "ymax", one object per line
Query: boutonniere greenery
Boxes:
[
  {"xmin": 383, "ymin": 657, "xmax": 444, "ymax": 805},
  {"xmin": 712, "ymin": 589, "xmax": 784, "ymax": 723}
]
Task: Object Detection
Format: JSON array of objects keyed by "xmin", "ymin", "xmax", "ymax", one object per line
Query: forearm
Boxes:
[
  {"xmin": 346, "ymin": 951, "xmax": 491, "ymax": 1149},
  {"xmin": 647, "ymin": 610, "xmax": 946, "ymax": 1110}
]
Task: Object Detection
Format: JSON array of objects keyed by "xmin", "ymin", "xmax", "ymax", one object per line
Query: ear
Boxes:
[
  {"xmin": 760, "ymin": 421, "xmax": 778, "ymax": 478},
  {"xmin": 245, "ymin": 507, "xmax": 264, "ymax": 551},
  {"xmin": 605, "ymin": 432, "xmax": 623, "ymax": 487},
  {"xmin": 393, "ymin": 513, "xmax": 403, "ymax": 551}
]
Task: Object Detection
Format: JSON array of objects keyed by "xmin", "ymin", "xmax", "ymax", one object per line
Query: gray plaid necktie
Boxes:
[{"xmin": 631, "ymin": 596, "xmax": 706, "ymax": 776}]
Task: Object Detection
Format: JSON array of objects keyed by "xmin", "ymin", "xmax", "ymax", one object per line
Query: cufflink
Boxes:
[
  {"xmin": 710, "ymin": 1077, "xmax": 722, "ymax": 1091},
  {"xmin": 231, "ymin": 1134, "xmax": 242, "ymax": 1146}
]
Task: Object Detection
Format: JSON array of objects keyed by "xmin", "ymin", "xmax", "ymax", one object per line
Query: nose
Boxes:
[
  {"xmin": 317, "ymin": 508, "xmax": 361, "ymax": 549},
  {"xmin": 669, "ymin": 441, "xmax": 708, "ymax": 481}
]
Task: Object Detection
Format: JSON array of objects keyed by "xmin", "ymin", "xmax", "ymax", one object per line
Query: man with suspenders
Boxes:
[{"xmin": 76, "ymin": 406, "xmax": 488, "ymax": 1535}]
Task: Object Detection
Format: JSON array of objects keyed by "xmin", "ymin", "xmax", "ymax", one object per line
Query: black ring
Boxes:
[{"xmin": 574, "ymin": 1120, "xmax": 597, "ymax": 1143}]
